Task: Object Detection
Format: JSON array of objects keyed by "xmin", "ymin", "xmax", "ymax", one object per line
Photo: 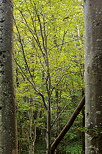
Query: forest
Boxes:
[
  {"xmin": 0, "ymin": 0, "xmax": 102, "ymax": 154},
  {"xmin": 14, "ymin": 0, "xmax": 84, "ymax": 153}
]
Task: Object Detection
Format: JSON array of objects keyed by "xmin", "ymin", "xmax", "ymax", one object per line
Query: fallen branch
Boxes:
[{"xmin": 51, "ymin": 96, "xmax": 85, "ymax": 154}]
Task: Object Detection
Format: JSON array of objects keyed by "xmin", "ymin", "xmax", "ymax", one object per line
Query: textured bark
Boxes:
[
  {"xmin": 84, "ymin": 0, "xmax": 102, "ymax": 153},
  {"xmin": 51, "ymin": 96, "xmax": 85, "ymax": 154},
  {"xmin": 0, "ymin": 0, "xmax": 17, "ymax": 154}
]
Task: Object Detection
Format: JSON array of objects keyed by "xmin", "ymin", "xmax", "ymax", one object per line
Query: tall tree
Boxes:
[
  {"xmin": 14, "ymin": 0, "xmax": 84, "ymax": 153},
  {"xmin": 0, "ymin": 0, "xmax": 17, "ymax": 153},
  {"xmin": 84, "ymin": 0, "xmax": 102, "ymax": 153}
]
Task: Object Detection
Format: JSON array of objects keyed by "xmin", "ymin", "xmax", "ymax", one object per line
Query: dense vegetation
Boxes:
[{"xmin": 14, "ymin": 0, "xmax": 84, "ymax": 153}]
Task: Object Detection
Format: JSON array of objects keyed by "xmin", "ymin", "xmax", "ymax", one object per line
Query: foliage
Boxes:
[
  {"xmin": 63, "ymin": 142, "xmax": 82, "ymax": 154},
  {"xmin": 13, "ymin": 0, "xmax": 84, "ymax": 153}
]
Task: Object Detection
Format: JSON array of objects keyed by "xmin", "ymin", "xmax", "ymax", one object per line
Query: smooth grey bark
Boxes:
[
  {"xmin": 84, "ymin": 0, "xmax": 102, "ymax": 153},
  {"xmin": 0, "ymin": 0, "xmax": 17, "ymax": 153}
]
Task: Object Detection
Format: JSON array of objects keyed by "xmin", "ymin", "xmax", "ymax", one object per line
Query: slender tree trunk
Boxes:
[
  {"xmin": 46, "ymin": 98, "xmax": 51, "ymax": 154},
  {"xmin": 0, "ymin": 0, "xmax": 17, "ymax": 153},
  {"xmin": 82, "ymin": 107, "xmax": 85, "ymax": 154},
  {"xmin": 81, "ymin": 90, "xmax": 85, "ymax": 154},
  {"xmin": 55, "ymin": 89, "xmax": 60, "ymax": 135},
  {"xmin": 28, "ymin": 105, "xmax": 37, "ymax": 154},
  {"xmin": 45, "ymin": 54, "xmax": 51, "ymax": 154},
  {"xmin": 84, "ymin": 0, "xmax": 102, "ymax": 153}
]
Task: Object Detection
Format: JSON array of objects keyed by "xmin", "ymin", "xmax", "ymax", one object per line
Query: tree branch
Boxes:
[{"xmin": 51, "ymin": 96, "xmax": 85, "ymax": 153}]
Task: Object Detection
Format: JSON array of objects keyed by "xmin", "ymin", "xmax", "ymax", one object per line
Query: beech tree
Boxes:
[
  {"xmin": 0, "ymin": 0, "xmax": 17, "ymax": 153},
  {"xmin": 84, "ymin": 0, "xmax": 102, "ymax": 153}
]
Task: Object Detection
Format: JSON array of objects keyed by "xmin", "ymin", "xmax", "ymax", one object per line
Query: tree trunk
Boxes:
[
  {"xmin": 84, "ymin": 0, "xmax": 102, "ymax": 153},
  {"xmin": 81, "ymin": 90, "xmax": 85, "ymax": 154},
  {"xmin": 46, "ymin": 99, "xmax": 51, "ymax": 154},
  {"xmin": 82, "ymin": 107, "xmax": 85, "ymax": 154},
  {"xmin": 0, "ymin": 0, "xmax": 17, "ymax": 153}
]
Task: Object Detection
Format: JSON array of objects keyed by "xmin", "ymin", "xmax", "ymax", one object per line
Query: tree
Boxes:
[
  {"xmin": 84, "ymin": 0, "xmax": 102, "ymax": 153},
  {"xmin": 14, "ymin": 0, "xmax": 84, "ymax": 153},
  {"xmin": 0, "ymin": 0, "xmax": 17, "ymax": 153}
]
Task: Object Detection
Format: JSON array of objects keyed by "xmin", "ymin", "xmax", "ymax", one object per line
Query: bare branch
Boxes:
[
  {"xmin": 51, "ymin": 104, "xmax": 69, "ymax": 128},
  {"xmin": 14, "ymin": 58, "xmax": 48, "ymax": 110}
]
